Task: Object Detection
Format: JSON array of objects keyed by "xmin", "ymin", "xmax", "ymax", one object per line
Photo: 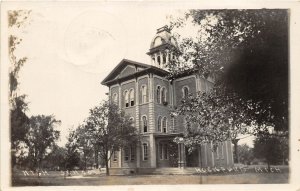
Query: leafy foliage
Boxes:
[
  {"xmin": 253, "ymin": 133, "xmax": 289, "ymax": 167},
  {"xmin": 80, "ymin": 100, "xmax": 139, "ymax": 175},
  {"xmin": 169, "ymin": 9, "xmax": 288, "ymax": 148},
  {"xmin": 9, "ymin": 10, "xmax": 31, "ymax": 167},
  {"xmin": 236, "ymin": 144, "xmax": 254, "ymax": 165},
  {"xmin": 25, "ymin": 115, "xmax": 60, "ymax": 170}
]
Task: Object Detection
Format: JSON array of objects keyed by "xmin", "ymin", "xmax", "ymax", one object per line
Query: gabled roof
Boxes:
[{"xmin": 101, "ymin": 59, "xmax": 169, "ymax": 86}]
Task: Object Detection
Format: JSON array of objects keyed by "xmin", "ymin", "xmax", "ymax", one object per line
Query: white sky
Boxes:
[
  {"xmin": 12, "ymin": 5, "xmax": 187, "ymax": 146},
  {"xmin": 8, "ymin": 4, "xmax": 255, "ymax": 147}
]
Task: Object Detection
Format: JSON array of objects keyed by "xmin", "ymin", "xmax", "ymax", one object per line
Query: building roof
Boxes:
[
  {"xmin": 147, "ymin": 25, "xmax": 178, "ymax": 54},
  {"xmin": 101, "ymin": 59, "xmax": 169, "ymax": 86}
]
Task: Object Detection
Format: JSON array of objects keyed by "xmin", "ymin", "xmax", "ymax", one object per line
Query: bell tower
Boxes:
[{"xmin": 147, "ymin": 25, "xmax": 178, "ymax": 70}]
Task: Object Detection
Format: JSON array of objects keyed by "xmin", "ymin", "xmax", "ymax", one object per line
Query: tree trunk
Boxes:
[{"xmin": 105, "ymin": 159, "xmax": 109, "ymax": 176}]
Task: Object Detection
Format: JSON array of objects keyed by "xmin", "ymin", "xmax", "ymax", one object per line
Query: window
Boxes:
[
  {"xmin": 129, "ymin": 89, "xmax": 134, "ymax": 106},
  {"xmin": 162, "ymin": 117, "xmax": 167, "ymax": 133},
  {"xmin": 130, "ymin": 146, "xmax": 135, "ymax": 161},
  {"xmin": 161, "ymin": 87, "xmax": 166, "ymax": 103},
  {"xmin": 141, "ymin": 85, "xmax": 147, "ymax": 103},
  {"xmin": 112, "ymin": 93, "xmax": 118, "ymax": 104},
  {"xmin": 143, "ymin": 143, "xmax": 148, "ymax": 160},
  {"xmin": 162, "ymin": 53, "xmax": 166, "ymax": 64},
  {"xmin": 157, "ymin": 116, "xmax": 162, "ymax": 132},
  {"xmin": 182, "ymin": 86, "xmax": 189, "ymax": 98},
  {"xmin": 113, "ymin": 151, "xmax": 118, "ymax": 162},
  {"xmin": 124, "ymin": 91, "xmax": 129, "ymax": 107},
  {"xmin": 124, "ymin": 147, "xmax": 129, "ymax": 161},
  {"xmin": 157, "ymin": 55, "xmax": 161, "ymax": 65},
  {"xmin": 157, "ymin": 86, "xmax": 161, "ymax": 103},
  {"xmin": 142, "ymin": 116, "xmax": 148, "ymax": 133}
]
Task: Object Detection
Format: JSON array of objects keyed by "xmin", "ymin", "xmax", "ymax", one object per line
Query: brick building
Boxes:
[{"xmin": 101, "ymin": 26, "xmax": 234, "ymax": 174}]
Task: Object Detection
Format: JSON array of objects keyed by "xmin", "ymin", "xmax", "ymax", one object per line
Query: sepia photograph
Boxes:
[{"xmin": 1, "ymin": 1, "xmax": 300, "ymax": 191}]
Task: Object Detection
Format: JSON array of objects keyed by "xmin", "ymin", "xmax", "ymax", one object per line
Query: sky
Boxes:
[
  {"xmin": 12, "ymin": 5, "xmax": 184, "ymax": 146},
  {"xmin": 10, "ymin": 4, "xmax": 254, "ymax": 147}
]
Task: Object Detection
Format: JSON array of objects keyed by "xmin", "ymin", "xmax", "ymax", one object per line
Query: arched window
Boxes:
[
  {"xmin": 141, "ymin": 85, "xmax": 147, "ymax": 104},
  {"xmin": 124, "ymin": 91, "xmax": 129, "ymax": 107},
  {"xmin": 142, "ymin": 116, "xmax": 148, "ymax": 133},
  {"xmin": 182, "ymin": 86, "xmax": 189, "ymax": 98},
  {"xmin": 112, "ymin": 93, "xmax": 118, "ymax": 104},
  {"xmin": 162, "ymin": 53, "xmax": 166, "ymax": 65},
  {"xmin": 161, "ymin": 87, "xmax": 166, "ymax": 103},
  {"xmin": 156, "ymin": 86, "xmax": 161, "ymax": 103},
  {"xmin": 157, "ymin": 55, "xmax": 161, "ymax": 65},
  {"xmin": 129, "ymin": 89, "xmax": 134, "ymax": 106},
  {"xmin": 157, "ymin": 116, "xmax": 162, "ymax": 132},
  {"xmin": 162, "ymin": 117, "xmax": 167, "ymax": 133}
]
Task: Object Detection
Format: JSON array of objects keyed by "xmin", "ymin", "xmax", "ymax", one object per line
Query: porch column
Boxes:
[{"xmin": 178, "ymin": 143, "xmax": 186, "ymax": 168}]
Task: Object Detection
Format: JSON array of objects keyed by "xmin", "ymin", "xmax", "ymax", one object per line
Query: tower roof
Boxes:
[{"xmin": 149, "ymin": 25, "xmax": 177, "ymax": 52}]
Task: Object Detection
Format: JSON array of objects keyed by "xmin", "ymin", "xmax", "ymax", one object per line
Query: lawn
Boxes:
[{"xmin": 12, "ymin": 172, "xmax": 289, "ymax": 186}]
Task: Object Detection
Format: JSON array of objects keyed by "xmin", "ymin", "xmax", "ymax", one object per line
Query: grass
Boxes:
[{"xmin": 12, "ymin": 172, "xmax": 289, "ymax": 186}]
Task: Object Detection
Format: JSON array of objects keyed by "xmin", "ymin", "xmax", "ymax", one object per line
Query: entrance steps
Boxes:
[{"xmin": 152, "ymin": 167, "xmax": 197, "ymax": 175}]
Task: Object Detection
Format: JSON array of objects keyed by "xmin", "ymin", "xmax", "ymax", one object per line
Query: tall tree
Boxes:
[
  {"xmin": 85, "ymin": 101, "xmax": 138, "ymax": 175},
  {"xmin": 253, "ymin": 133, "xmax": 288, "ymax": 169},
  {"xmin": 64, "ymin": 130, "xmax": 81, "ymax": 171},
  {"xmin": 8, "ymin": 10, "xmax": 31, "ymax": 167},
  {"xmin": 74, "ymin": 125, "xmax": 93, "ymax": 171},
  {"xmin": 169, "ymin": 9, "xmax": 288, "ymax": 147},
  {"xmin": 25, "ymin": 115, "xmax": 60, "ymax": 170}
]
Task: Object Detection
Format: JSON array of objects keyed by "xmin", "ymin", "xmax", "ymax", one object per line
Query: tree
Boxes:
[
  {"xmin": 236, "ymin": 144, "xmax": 254, "ymax": 165},
  {"xmin": 85, "ymin": 101, "xmax": 138, "ymax": 175},
  {"xmin": 253, "ymin": 134, "xmax": 288, "ymax": 169},
  {"xmin": 25, "ymin": 115, "xmax": 60, "ymax": 170},
  {"xmin": 74, "ymin": 124, "xmax": 94, "ymax": 171},
  {"xmin": 64, "ymin": 130, "xmax": 81, "ymax": 171},
  {"xmin": 8, "ymin": 10, "xmax": 31, "ymax": 167},
  {"xmin": 43, "ymin": 145, "xmax": 66, "ymax": 170},
  {"xmin": 169, "ymin": 9, "xmax": 288, "ymax": 148}
]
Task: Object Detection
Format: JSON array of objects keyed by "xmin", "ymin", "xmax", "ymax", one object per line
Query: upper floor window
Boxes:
[
  {"xmin": 124, "ymin": 91, "xmax": 129, "ymax": 107},
  {"xmin": 141, "ymin": 85, "xmax": 147, "ymax": 104},
  {"xmin": 156, "ymin": 86, "xmax": 161, "ymax": 103},
  {"xmin": 142, "ymin": 116, "xmax": 148, "ymax": 133},
  {"xmin": 129, "ymin": 89, "xmax": 135, "ymax": 106},
  {"xmin": 161, "ymin": 87, "xmax": 166, "ymax": 103},
  {"xmin": 112, "ymin": 93, "xmax": 118, "ymax": 104},
  {"xmin": 182, "ymin": 86, "xmax": 189, "ymax": 98},
  {"xmin": 162, "ymin": 117, "xmax": 167, "ymax": 133},
  {"xmin": 157, "ymin": 116, "xmax": 162, "ymax": 132}
]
